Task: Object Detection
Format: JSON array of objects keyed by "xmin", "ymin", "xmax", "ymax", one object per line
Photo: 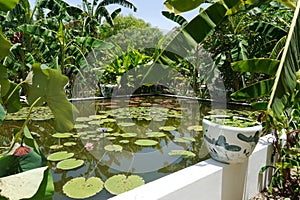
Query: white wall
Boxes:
[{"xmin": 109, "ymin": 135, "xmax": 274, "ymax": 200}]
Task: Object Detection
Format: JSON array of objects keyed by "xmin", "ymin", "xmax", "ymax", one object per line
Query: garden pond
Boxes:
[{"xmin": 0, "ymin": 96, "xmax": 257, "ymax": 199}]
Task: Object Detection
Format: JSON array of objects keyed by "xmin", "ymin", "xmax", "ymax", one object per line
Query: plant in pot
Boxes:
[{"xmin": 202, "ymin": 113, "xmax": 262, "ymax": 164}]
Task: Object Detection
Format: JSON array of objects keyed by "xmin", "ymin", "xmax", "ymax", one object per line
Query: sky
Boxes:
[{"xmin": 28, "ymin": 0, "xmax": 199, "ymax": 31}]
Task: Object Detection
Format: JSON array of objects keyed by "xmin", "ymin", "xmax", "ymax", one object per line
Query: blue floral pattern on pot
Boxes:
[{"xmin": 202, "ymin": 115, "xmax": 262, "ymax": 164}]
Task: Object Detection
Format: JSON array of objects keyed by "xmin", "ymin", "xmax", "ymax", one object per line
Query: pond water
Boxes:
[{"xmin": 1, "ymin": 96, "xmax": 248, "ymax": 199}]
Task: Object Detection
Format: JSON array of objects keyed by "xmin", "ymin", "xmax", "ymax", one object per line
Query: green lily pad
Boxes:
[
  {"xmin": 88, "ymin": 120, "xmax": 104, "ymax": 125},
  {"xmin": 101, "ymin": 118, "xmax": 116, "ymax": 123},
  {"xmin": 104, "ymin": 174, "xmax": 145, "ymax": 195},
  {"xmin": 119, "ymin": 140, "xmax": 129, "ymax": 144},
  {"xmin": 168, "ymin": 150, "xmax": 196, "ymax": 158},
  {"xmin": 89, "ymin": 115, "xmax": 107, "ymax": 119},
  {"xmin": 52, "ymin": 133, "xmax": 73, "ymax": 138},
  {"xmin": 118, "ymin": 122, "xmax": 135, "ymax": 127},
  {"xmin": 47, "ymin": 151, "xmax": 74, "ymax": 162},
  {"xmin": 159, "ymin": 126, "xmax": 176, "ymax": 131},
  {"xmin": 49, "ymin": 145, "xmax": 64, "ymax": 150},
  {"xmin": 104, "ymin": 144, "xmax": 123, "ymax": 152},
  {"xmin": 120, "ymin": 133, "xmax": 137, "ymax": 138},
  {"xmin": 145, "ymin": 132, "xmax": 166, "ymax": 138},
  {"xmin": 63, "ymin": 142, "xmax": 77, "ymax": 147},
  {"xmin": 74, "ymin": 124, "xmax": 89, "ymax": 129},
  {"xmin": 76, "ymin": 117, "xmax": 92, "ymax": 122},
  {"xmin": 77, "ymin": 132, "xmax": 88, "ymax": 136},
  {"xmin": 107, "ymin": 136, "xmax": 116, "ymax": 140},
  {"xmin": 63, "ymin": 177, "xmax": 104, "ymax": 199},
  {"xmin": 187, "ymin": 125, "xmax": 203, "ymax": 132},
  {"xmin": 57, "ymin": 158, "xmax": 84, "ymax": 170},
  {"xmin": 134, "ymin": 139, "xmax": 158, "ymax": 146},
  {"xmin": 173, "ymin": 137, "xmax": 196, "ymax": 143}
]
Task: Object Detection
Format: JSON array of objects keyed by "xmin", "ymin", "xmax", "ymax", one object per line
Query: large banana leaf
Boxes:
[
  {"xmin": 26, "ymin": 64, "xmax": 77, "ymax": 132},
  {"xmin": 232, "ymin": 58, "xmax": 280, "ymax": 75},
  {"xmin": 0, "ymin": 27, "xmax": 11, "ymax": 60},
  {"xmin": 267, "ymin": 0, "xmax": 300, "ymax": 118},
  {"xmin": 0, "ymin": 0, "xmax": 19, "ymax": 11}
]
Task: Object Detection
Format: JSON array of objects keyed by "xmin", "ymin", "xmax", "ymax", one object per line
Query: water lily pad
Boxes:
[
  {"xmin": 145, "ymin": 132, "xmax": 166, "ymax": 138},
  {"xmin": 104, "ymin": 174, "xmax": 145, "ymax": 195},
  {"xmin": 168, "ymin": 150, "xmax": 196, "ymax": 158},
  {"xmin": 57, "ymin": 158, "xmax": 84, "ymax": 170},
  {"xmin": 119, "ymin": 140, "xmax": 129, "ymax": 144},
  {"xmin": 173, "ymin": 137, "xmax": 196, "ymax": 143},
  {"xmin": 52, "ymin": 133, "xmax": 73, "ymax": 138},
  {"xmin": 134, "ymin": 139, "xmax": 158, "ymax": 146},
  {"xmin": 89, "ymin": 115, "xmax": 107, "ymax": 119},
  {"xmin": 76, "ymin": 117, "xmax": 92, "ymax": 122},
  {"xmin": 50, "ymin": 145, "xmax": 64, "ymax": 150},
  {"xmin": 159, "ymin": 126, "xmax": 176, "ymax": 131},
  {"xmin": 63, "ymin": 142, "xmax": 77, "ymax": 147},
  {"xmin": 104, "ymin": 144, "xmax": 123, "ymax": 152},
  {"xmin": 77, "ymin": 132, "xmax": 88, "ymax": 136},
  {"xmin": 118, "ymin": 122, "xmax": 135, "ymax": 127},
  {"xmin": 63, "ymin": 177, "xmax": 104, "ymax": 199},
  {"xmin": 88, "ymin": 120, "xmax": 104, "ymax": 125},
  {"xmin": 47, "ymin": 151, "xmax": 74, "ymax": 162},
  {"xmin": 74, "ymin": 124, "xmax": 89, "ymax": 129},
  {"xmin": 120, "ymin": 133, "xmax": 137, "ymax": 138},
  {"xmin": 187, "ymin": 125, "xmax": 203, "ymax": 132},
  {"xmin": 107, "ymin": 136, "xmax": 116, "ymax": 140},
  {"xmin": 101, "ymin": 118, "xmax": 116, "ymax": 123}
]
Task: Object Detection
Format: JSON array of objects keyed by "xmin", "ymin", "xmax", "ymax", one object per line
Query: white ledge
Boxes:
[{"xmin": 109, "ymin": 134, "xmax": 274, "ymax": 200}]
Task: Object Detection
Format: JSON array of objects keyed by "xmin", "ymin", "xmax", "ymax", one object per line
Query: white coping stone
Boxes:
[{"xmin": 109, "ymin": 134, "xmax": 274, "ymax": 200}]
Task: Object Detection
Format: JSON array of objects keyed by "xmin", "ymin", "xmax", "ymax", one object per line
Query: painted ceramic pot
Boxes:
[{"xmin": 202, "ymin": 115, "xmax": 262, "ymax": 164}]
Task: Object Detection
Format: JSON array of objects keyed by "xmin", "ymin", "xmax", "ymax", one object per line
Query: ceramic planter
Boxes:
[
  {"xmin": 202, "ymin": 115, "xmax": 262, "ymax": 164},
  {"xmin": 100, "ymin": 84, "xmax": 117, "ymax": 98}
]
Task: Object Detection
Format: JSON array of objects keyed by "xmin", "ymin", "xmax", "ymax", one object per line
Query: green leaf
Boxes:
[
  {"xmin": 159, "ymin": 126, "xmax": 176, "ymax": 131},
  {"xmin": 0, "ymin": 155, "xmax": 19, "ymax": 177},
  {"xmin": 0, "ymin": 104, "xmax": 6, "ymax": 125},
  {"xmin": 173, "ymin": 137, "xmax": 196, "ymax": 143},
  {"xmin": 185, "ymin": 2, "xmax": 227, "ymax": 43},
  {"xmin": 164, "ymin": 0, "xmax": 204, "ymax": 13},
  {"xmin": 63, "ymin": 177, "xmax": 104, "ymax": 199},
  {"xmin": 145, "ymin": 132, "xmax": 166, "ymax": 138},
  {"xmin": 26, "ymin": 64, "xmax": 77, "ymax": 132},
  {"xmin": 232, "ymin": 58, "xmax": 280, "ymax": 75},
  {"xmin": 24, "ymin": 126, "xmax": 40, "ymax": 154},
  {"xmin": 0, "ymin": 65, "xmax": 10, "ymax": 97},
  {"xmin": 168, "ymin": 150, "xmax": 196, "ymax": 158},
  {"xmin": 134, "ymin": 139, "xmax": 158, "ymax": 146},
  {"xmin": 47, "ymin": 151, "xmax": 74, "ymax": 162},
  {"xmin": 162, "ymin": 11, "xmax": 187, "ymax": 26},
  {"xmin": 17, "ymin": 147, "xmax": 44, "ymax": 172},
  {"xmin": 0, "ymin": 166, "xmax": 48, "ymax": 200},
  {"xmin": 231, "ymin": 79, "xmax": 274, "ymax": 101},
  {"xmin": 0, "ymin": 0, "xmax": 19, "ymax": 12},
  {"xmin": 2, "ymin": 82, "xmax": 21, "ymax": 113},
  {"xmin": 104, "ymin": 144, "xmax": 123, "ymax": 152},
  {"xmin": 29, "ymin": 168, "xmax": 54, "ymax": 200},
  {"xmin": 104, "ymin": 174, "xmax": 145, "ymax": 195},
  {"xmin": 267, "ymin": 2, "xmax": 300, "ymax": 119},
  {"xmin": 56, "ymin": 158, "xmax": 84, "ymax": 170}
]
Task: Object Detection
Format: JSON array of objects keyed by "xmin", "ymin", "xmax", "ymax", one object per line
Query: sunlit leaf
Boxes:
[
  {"xmin": 63, "ymin": 177, "xmax": 104, "ymax": 199},
  {"xmin": 159, "ymin": 126, "xmax": 176, "ymax": 131},
  {"xmin": 232, "ymin": 58, "xmax": 279, "ymax": 75},
  {"xmin": 104, "ymin": 174, "xmax": 145, "ymax": 195},
  {"xmin": 168, "ymin": 150, "xmax": 196, "ymax": 158},
  {"xmin": 0, "ymin": 166, "xmax": 48, "ymax": 200},
  {"xmin": 0, "ymin": 0, "xmax": 19, "ymax": 11},
  {"xmin": 0, "ymin": 104, "xmax": 6, "ymax": 125},
  {"xmin": 47, "ymin": 151, "xmax": 74, "ymax": 162},
  {"xmin": 173, "ymin": 137, "xmax": 196, "ymax": 143},
  {"xmin": 52, "ymin": 133, "xmax": 73, "ymax": 138},
  {"xmin": 104, "ymin": 144, "xmax": 123, "ymax": 152},
  {"xmin": 134, "ymin": 139, "xmax": 158, "ymax": 146},
  {"xmin": 145, "ymin": 132, "xmax": 166, "ymax": 138},
  {"xmin": 26, "ymin": 64, "xmax": 77, "ymax": 132},
  {"xmin": 164, "ymin": 0, "xmax": 204, "ymax": 13},
  {"xmin": 56, "ymin": 158, "xmax": 84, "ymax": 170}
]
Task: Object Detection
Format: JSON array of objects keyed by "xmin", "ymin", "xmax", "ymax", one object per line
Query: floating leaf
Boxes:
[
  {"xmin": 74, "ymin": 124, "xmax": 89, "ymax": 129},
  {"xmin": 120, "ymin": 133, "xmax": 137, "ymax": 138},
  {"xmin": 89, "ymin": 115, "xmax": 107, "ymax": 119},
  {"xmin": 75, "ymin": 117, "xmax": 92, "ymax": 122},
  {"xmin": 56, "ymin": 159, "xmax": 84, "ymax": 170},
  {"xmin": 159, "ymin": 126, "xmax": 177, "ymax": 131},
  {"xmin": 119, "ymin": 140, "xmax": 129, "ymax": 144},
  {"xmin": 168, "ymin": 150, "xmax": 196, "ymax": 158},
  {"xmin": 49, "ymin": 145, "xmax": 63, "ymax": 150},
  {"xmin": 173, "ymin": 137, "xmax": 196, "ymax": 143},
  {"xmin": 0, "ymin": 166, "xmax": 48, "ymax": 200},
  {"xmin": 63, "ymin": 142, "xmax": 77, "ymax": 147},
  {"xmin": 47, "ymin": 151, "xmax": 74, "ymax": 162},
  {"xmin": 52, "ymin": 133, "xmax": 73, "ymax": 138},
  {"xmin": 134, "ymin": 139, "xmax": 158, "ymax": 146},
  {"xmin": 104, "ymin": 174, "xmax": 145, "ymax": 195},
  {"xmin": 104, "ymin": 144, "xmax": 123, "ymax": 152},
  {"xmin": 88, "ymin": 120, "xmax": 104, "ymax": 125},
  {"xmin": 187, "ymin": 125, "xmax": 203, "ymax": 132},
  {"xmin": 63, "ymin": 177, "xmax": 104, "ymax": 199},
  {"xmin": 118, "ymin": 122, "xmax": 135, "ymax": 127},
  {"xmin": 145, "ymin": 132, "xmax": 166, "ymax": 138}
]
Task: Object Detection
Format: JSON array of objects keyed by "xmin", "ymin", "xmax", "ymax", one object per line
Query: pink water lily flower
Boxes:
[{"xmin": 84, "ymin": 142, "xmax": 94, "ymax": 151}]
